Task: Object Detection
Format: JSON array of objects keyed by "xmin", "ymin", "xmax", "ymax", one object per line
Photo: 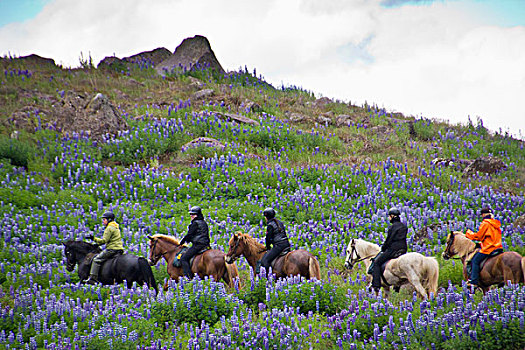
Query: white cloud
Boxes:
[{"xmin": 0, "ymin": 0, "xmax": 524, "ymax": 136}]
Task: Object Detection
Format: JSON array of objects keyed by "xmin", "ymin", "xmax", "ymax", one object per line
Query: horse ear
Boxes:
[{"xmin": 147, "ymin": 235, "xmax": 153, "ymax": 240}]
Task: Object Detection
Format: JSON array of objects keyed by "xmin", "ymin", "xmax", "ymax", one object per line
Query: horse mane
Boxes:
[
  {"xmin": 64, "ymin": 240, "xmax": 100, "ymax": 254},
  {"xmin": 355, "ymin": 238, "xmax": 380, "ymax": 257},
  {"xmin": 450, "ymin": 231, "xmax": 476, "ymax": 258},
  {"xmin": 150, "ymin": 234, "xmax": 182, "ymax": 246},
  {"xmin": 233, "ymin": 232, "xmax": 265, "ymax": 256}
]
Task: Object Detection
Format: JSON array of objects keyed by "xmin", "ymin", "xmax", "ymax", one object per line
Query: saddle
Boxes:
[
  {"xmin": 466, "ymin": 248, "xmax": 504, "ymax": 278},
  {"xmin": 172, "ymin": 246, "xmax": 211, "ymax": 268},
  {"xmin": 270, "ymin": 247, "xmax": 291, "ymax": 269},
  {"xmin": 85, "ymin": 251, "xmax": 124, "ymax": 266}
]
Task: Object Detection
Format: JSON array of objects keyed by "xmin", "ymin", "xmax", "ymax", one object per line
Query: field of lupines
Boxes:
[{"xmin": 1, "ymin": 57, "xmax": 525, "ymax": 349}]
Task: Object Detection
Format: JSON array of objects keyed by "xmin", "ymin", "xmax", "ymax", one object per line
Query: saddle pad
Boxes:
[{"xmin": 173, "ymin": 246, "xmax": 211, "ymax": 268}]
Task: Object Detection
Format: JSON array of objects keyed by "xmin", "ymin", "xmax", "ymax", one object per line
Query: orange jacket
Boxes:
[{"xmin": 466, "ymin": 218, "xmax": 502, "ymax": 254}]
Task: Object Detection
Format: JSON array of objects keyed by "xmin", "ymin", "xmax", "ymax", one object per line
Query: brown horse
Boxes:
[
  {"xmin": 224, "ymin": 232, "xmax": 321, "ymax": 279},
  {"xmin": 442, "ymin": 231, "xmax": 525, "ymax": 292},
  {"xmin": 147, "ymin": 234, "xmax": 239, "ymax": 291}
]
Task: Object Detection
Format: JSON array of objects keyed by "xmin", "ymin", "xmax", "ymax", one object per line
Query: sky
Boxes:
[{"xmin": 1, "ymin": 0, "xmax": 524, "ymax": 138}]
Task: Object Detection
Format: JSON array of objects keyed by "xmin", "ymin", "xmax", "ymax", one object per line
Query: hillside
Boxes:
[{"xmin": 1, "ymin": 43, "xmax": 525, "ymax": 350}]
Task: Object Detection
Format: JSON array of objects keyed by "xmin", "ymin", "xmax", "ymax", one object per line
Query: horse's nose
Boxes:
[
  {"xmin": 148, "ymin": 259, "xmax": 155, "ymax": 266},
  {"xmin": 442, "ymin": 253, "xmax": 449, "ymax": 260},
  {"xmin": 224, "ymin": 256, "xmax": 232, "ymax": 264},
  {"xmin": 344, "ymin": 261, "xmax": 351, "ymax": 270}
]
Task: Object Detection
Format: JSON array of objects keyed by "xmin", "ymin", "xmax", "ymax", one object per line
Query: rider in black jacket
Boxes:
[
  {"xmin": 370, "ymin": 207, "xmax": 408, "ymax": 292},
  {"xmin": 256, "ymin": 208, "xmax": 291, "ymax": 274},
  {"xmin": 178, "ymin": 206, "xmax": 210, "ymax": 279}
]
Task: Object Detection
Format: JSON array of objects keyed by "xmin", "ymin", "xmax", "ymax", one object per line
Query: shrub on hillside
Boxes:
[{"xmin": 0, "ymin": 135, "xmax": 35, "ymax": 168}]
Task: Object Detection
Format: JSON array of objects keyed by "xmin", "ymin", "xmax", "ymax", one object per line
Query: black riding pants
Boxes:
[
  {"xmin": 180, "ymin": 244, "xmax": 206, "ymax": 279},
  {"xmin": 261, "ymin": 241, "xmax": 289, "ymax": 271},
  {"xmin": 90, "ymin": 249, "xmax": 123, "ymax": 277},
  {"xmin": 371, "ymin": 250, "xmax": 396, "ymax": 289}
]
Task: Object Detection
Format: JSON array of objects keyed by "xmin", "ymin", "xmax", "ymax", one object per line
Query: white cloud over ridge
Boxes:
[{"xmin": 0, "ymin": 0, "xmax": 524, "ymax": 137}]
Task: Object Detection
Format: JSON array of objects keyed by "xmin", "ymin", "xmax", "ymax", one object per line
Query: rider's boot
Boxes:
[{"xmin": 85, "ymin": 274, "xmax": 99, "ymax": 285}]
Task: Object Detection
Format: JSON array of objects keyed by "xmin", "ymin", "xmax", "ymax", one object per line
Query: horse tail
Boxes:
[
  {"xmin": 426, "ymin": 257, "xmax": 439, "ymax": 297},
  {"xmin": 308, "ymin": 256, "xmax": 321, "ymax": 280},
  {"xmin": 224, "ymin": 262, "xmax": 239, "ymax": 288},
  {"xmin": 138, "ymin": 257, "xmax": 158, "ymax": 293},
  {"xmin": 521, "ymin": 256, "xmax": 525, "ymax": 284}
]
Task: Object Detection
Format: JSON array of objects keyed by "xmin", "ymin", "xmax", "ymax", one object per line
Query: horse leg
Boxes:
[
  {"xmin": 502, "ymin": 264, "xmax": 515, "ymax": 285},
  {"xmin": 406, "ymin": 270, "xmax": 428, "ymax": 299}
]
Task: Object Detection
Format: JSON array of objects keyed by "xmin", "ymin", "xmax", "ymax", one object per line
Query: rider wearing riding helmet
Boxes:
[
  {"xmin": 466, "ymin": 207, "xmax": 502, "ymax": 288},
  {"xmin": 256, "ymin": 208, "xmax": 291, "ymax": 274},
  {"xmin": 370, "ymin": 207, "xmax": 408, "ymax": 293},
  {"xmin": 177, "ymin": 206, "xmax": 210, "ymax": 279},
  {"xmin": 85, "ymin": 211, "xmax": 124, "ymax": 285}
]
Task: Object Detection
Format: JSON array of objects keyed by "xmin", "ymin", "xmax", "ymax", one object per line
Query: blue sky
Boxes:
[
  {"xmin": 2, "ymin": 0, "xmax": 524, "ymax": 28},
  {"xmin": 0, "ymin": 0, "xmax": 52, "ymax": 27},
  {"xmin": 381, "ymin": 0, "xmax": 525, "ymax": 26},
  {"xmin": 0, "ymin": 0, "xmax": 524, "ymax": 136}
]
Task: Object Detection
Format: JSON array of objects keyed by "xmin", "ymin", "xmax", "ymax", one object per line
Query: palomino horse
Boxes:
[
  {"xmin": 147, "ymin": 234, "xmax": 239, "ymax": 291},
  {"xmin": 63, "ymin": 240, "xmax": 158, "ymax": 292},
  {"xmin": 344, "ymin": 238, "xmax": 439, "ymax": 299},
  {"xmin": 442, "ymin": 231, "xmax": 525, "ymax": 292},
  {"xmin": 224, "ymin": 232, "xmax": 321, "ymax": 279}
]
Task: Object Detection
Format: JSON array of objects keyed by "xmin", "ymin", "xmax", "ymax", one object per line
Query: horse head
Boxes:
[
  {"xmin": 62, "ymin": 240, "xmax": 99, "ymax": 271},
  {"xmin": 344, "ymin": 238, "xmax": 380, "ymax": 270},
  {"xmin": 147, "ymin": 234, "xmax": 184, "ymax": 266},
  {"xmin": 225, "ymin": 232, "xmax": 244, "ymax": 264},
  {"xmin": 442, "ymin": 231, "xmax": 458, "ymax": 260},
  {"xmin": 344, "ymin": 239, "xmax": 360, "ymax": 270}
]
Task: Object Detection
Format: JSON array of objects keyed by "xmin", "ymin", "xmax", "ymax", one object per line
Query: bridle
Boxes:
[
  {"xmin": 346, "ymin": 239, "xmax": 377, "ymax": 269},
  {"xmin": 442, "ymin": 232, "xmax": 462, "ymax": 260},
  {"xmin": 149, "ymin": 239, "xmax": 169, "ymax": 264},
  {"xmin": 226, "ymin": 236, "xmax": 242, "ymax": 262}
]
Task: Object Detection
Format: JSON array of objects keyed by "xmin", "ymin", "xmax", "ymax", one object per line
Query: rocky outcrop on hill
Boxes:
[
  {"xmin": 182, "ymin": 137, "xmax": 225, "ymax": 152},
  {"xmin": 6, "ymin": 91, "xmax": 127, "ymax": 140},
  {"xmin": 126, "ymin": 48, "xmax": 172, "ymax": 66},
  {"xmin": 463, "ymin": 156, "xmax": 507, "ymax": 175},
  {"xmin": 155, "ymin": 35, "xmax": 225, "ymax": 76},
  {"xmin": 431, "ymin": 156, "xmax": 507, "ymax": 175},
  {"xmin": 1, "ymin": 54, "xmax": 56, "ymax": 67},
  {"xmin": 98, "ymin": 48, "xmax": 172, "ymax": 69}
]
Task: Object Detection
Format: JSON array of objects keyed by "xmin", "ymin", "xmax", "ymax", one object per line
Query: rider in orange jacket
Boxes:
[{"xmin": 465, "ymin": 207, "xmax": 502, "ymax": 288}]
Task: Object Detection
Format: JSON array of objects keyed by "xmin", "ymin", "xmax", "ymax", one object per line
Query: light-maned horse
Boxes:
[
  {"xmin": 442, "ymin": 231, "xmax": 525, "ymax": 293},
  {"xmin": 63, "ymin": 240, "xmax": 158, "ymax": 292},
  {"xmin": 344, "ymin": 238, "xmax": 439, "ymax": 299},
  {"xmin": 147, "ymin": 234, "xmax": 239, "ymax": 291},
  {"xmin": 224, "ymin": 232, "xmax": 321, "ymax": 280}
]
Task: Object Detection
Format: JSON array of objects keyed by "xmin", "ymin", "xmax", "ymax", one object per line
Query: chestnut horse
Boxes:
[
  {"xmin": 147, "ymin": 234, "xmax": 239, "ymax": 291},
  {"xmin": 224, "ymin": 232, "xmax": 321, "ymax": 279},
  {"xmin": 442, "ymin": 231, "xmax": 525, "ymax": 293},
  {"xmin": 344, "ymin": 238, "xmax": 439, "ymax": 299}
]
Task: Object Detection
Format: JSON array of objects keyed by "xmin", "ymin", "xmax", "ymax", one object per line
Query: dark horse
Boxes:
[
  {"xmin": 443, "ymin": 231, "xmax": 525, "ymax": 293},
  {"xmin": 224, "ymin": 232, "xmax": 321, "ymax": 279},
  {"xmin": 63, "ymin": 240, "xmax": 158, "ymax": 292},
  {"xmin": 147, "ymin": 234, "xmax": 239, "ymax": 291}
]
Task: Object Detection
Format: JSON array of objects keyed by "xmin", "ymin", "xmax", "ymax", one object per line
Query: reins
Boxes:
[{"xmin": 348, "ymin": 240, "xmax": 377, "ymax": 268}]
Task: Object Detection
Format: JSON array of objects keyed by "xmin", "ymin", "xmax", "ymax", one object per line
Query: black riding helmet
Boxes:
[
  {"xmin": 387, "ymin": 207, "xmax": 401, "ymax": 217},
  {"xmin": 189, "ymin": 206, "xmax": 202, "ymax": 216},
  {"xmin": 263, "ymin": 208, "xmax": 276, "ymax": 219},
  {"xmin": 101, "ymin": 211, "xmax": 115, "ymax": 221}
]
